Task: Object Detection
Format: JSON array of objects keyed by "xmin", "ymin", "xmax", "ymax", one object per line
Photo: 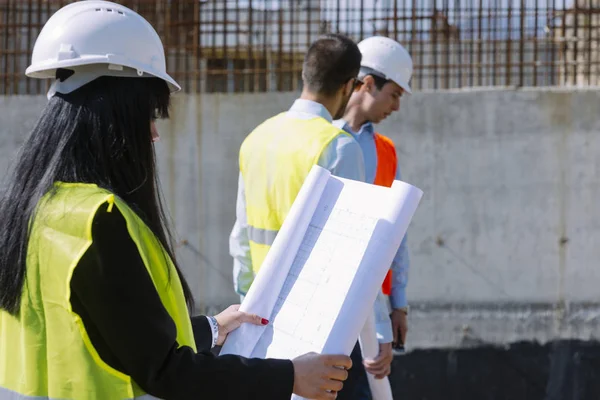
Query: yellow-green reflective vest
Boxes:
[
  {"xmin": 239, "ymin": 112, "xmax": 350, "ymax": 278},
  {"xmin": 0, "ymin": 183, "xmax": 196, "ymax": 399}
]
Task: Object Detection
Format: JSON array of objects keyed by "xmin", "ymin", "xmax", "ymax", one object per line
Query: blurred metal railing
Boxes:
[{"xmin": 1, "ymin": 0, "xmax": 598, "ymax": 94}]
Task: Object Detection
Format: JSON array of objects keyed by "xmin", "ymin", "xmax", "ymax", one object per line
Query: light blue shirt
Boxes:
[
  {"xmin": 333, "ymin": 119, "xmax": 410, "ymax": 309},
  {"xmin": 230, "ymin": 99, "xmax": 393, "ymax": 343}
]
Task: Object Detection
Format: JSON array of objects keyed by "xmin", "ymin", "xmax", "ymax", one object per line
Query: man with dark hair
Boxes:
[
  {"xmin": 302, "ymin": 34, "xmax": 363, "ymax": 100},
  {"xmin": 230, "ymin": 33, "xmax": 394, "ymax": 398},
  {"xmin": 231, "ymin": 32, "xmax": 363, "ymax": 299}
]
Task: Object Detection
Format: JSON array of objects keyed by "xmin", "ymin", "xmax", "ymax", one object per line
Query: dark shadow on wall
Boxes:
[{"xmin": 390, "ymin": 340, "xmax": 600, "ymax": 400}]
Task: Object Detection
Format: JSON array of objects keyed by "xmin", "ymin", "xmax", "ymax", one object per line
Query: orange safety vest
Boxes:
[{"xmin": 373, "ymin": 132, "xmax": 398, "ymax": 296}]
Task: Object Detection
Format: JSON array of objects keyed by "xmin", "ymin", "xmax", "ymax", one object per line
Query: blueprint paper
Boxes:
[
  {"xmin": 359, "ymin": 312, "xmax": 394, "ymax": 400},
  {"xmin": 220, "ymin": 165, "xmax": 423, "ymax": 399}
]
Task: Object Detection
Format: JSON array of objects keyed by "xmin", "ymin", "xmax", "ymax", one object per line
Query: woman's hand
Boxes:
[
  {"xmin": 213, "ymin": 304, "xmax": 268, "ymax": 345},
  {"xmin": 292, "ymin": 352, "xmax": 352, "ymax": 399}
]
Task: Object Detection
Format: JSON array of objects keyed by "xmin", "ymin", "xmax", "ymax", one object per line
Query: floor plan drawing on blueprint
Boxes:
[{"xmin": 220, "ymin": 165, "xmax": 423, "ymax": 400}]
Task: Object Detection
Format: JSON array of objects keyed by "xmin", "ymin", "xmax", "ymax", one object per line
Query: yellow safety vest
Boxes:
[
  {"xmin": 239, "ymin": 112, "xmax": 350, "ymax": 279},
  {"xmin": 0, "ymin": 183, "xmax": 196, "ymax": 400}
]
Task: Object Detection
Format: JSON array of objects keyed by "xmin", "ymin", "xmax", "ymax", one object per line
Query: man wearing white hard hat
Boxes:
[{"xmin": 334, "ymin": 36, "xmax": 414, "ymax": 399}]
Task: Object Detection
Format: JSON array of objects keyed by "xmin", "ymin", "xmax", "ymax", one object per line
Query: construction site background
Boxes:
[
  {"xmin": 1, "ymin": 0, "xmax": 599, "ymax": 94},
  {"xmin": 1, "ymin": 2, "xmax": 600, "ymax": 399}
]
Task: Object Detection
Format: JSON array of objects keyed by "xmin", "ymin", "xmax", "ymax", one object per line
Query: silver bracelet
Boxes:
[{"xmin": 207, "ymin": 316, "xmax": 219, "ymax": 348}]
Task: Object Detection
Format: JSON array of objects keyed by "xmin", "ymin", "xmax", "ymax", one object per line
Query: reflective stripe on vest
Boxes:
[
  {"xmin": 0, "ymin": 183, "xmax": 196, "ymax": 399},
  {"xmin": 373, "ymin": 133, "xmax": 398, "ymax": 295},
  {"xmin": 247, "ymin": 226, "xmax": 278, "ymax": 245},
  {"xmin": 239, "ymin": 112, "xmax": 350, "ymax": 276}
]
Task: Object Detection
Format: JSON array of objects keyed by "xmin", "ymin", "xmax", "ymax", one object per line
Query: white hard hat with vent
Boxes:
[
  {"xmin": 26, "ymin": 0, "xmax": 180, "ymax": 98},
  {"xmin": 358, "ymin": 36, "xmax": 413, "ymax": 94}
]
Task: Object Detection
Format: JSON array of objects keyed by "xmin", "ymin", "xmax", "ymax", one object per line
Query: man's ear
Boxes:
[{"xmin": 361, "ymin": 75, "xmax": 377, "ymax": 94}]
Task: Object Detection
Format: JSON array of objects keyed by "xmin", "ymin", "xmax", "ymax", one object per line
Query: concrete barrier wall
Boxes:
[{"xmin": 2, "ymin": 88, "xmax": 599, "ymax": 348}]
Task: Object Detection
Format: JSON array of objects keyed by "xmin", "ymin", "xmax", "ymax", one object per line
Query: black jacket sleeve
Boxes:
[{"xmin": 70, "ymin": 204, "xmax": 294, "ymax": 400}]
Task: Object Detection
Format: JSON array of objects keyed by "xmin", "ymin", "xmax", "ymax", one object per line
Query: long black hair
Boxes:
[{"xmin": 0, "ymin": 74, "xmax": 194, "ymax": 314}]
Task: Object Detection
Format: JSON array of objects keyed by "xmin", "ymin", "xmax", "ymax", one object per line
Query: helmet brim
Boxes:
[{"xmin": 26, "ymin": 58, "xmax": 181, "ymax": 93}]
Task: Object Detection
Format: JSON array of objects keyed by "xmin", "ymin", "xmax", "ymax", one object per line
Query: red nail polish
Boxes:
[{"xmin": 261, "ymin": 318, "xmax": 269, "ymax": 325}]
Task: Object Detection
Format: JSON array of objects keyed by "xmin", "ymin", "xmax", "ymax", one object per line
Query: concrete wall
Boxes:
[{"xmin": 1, "ymin": 88, "xmax": 599, "ymax": 349}]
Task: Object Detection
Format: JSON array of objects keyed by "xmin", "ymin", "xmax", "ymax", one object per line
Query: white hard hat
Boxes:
[
  {"xmin": 26, "ymin": 1, "xmax": 180, "ymax": 98},
  {"xmin": 358, "ymin": 36, "xmax": 413, "ymax": 94}
]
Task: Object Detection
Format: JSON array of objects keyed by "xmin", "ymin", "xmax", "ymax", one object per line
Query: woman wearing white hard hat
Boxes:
[{"xmin": 0, "ymin": 2, "xmax": 350, "ymax": 399}]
